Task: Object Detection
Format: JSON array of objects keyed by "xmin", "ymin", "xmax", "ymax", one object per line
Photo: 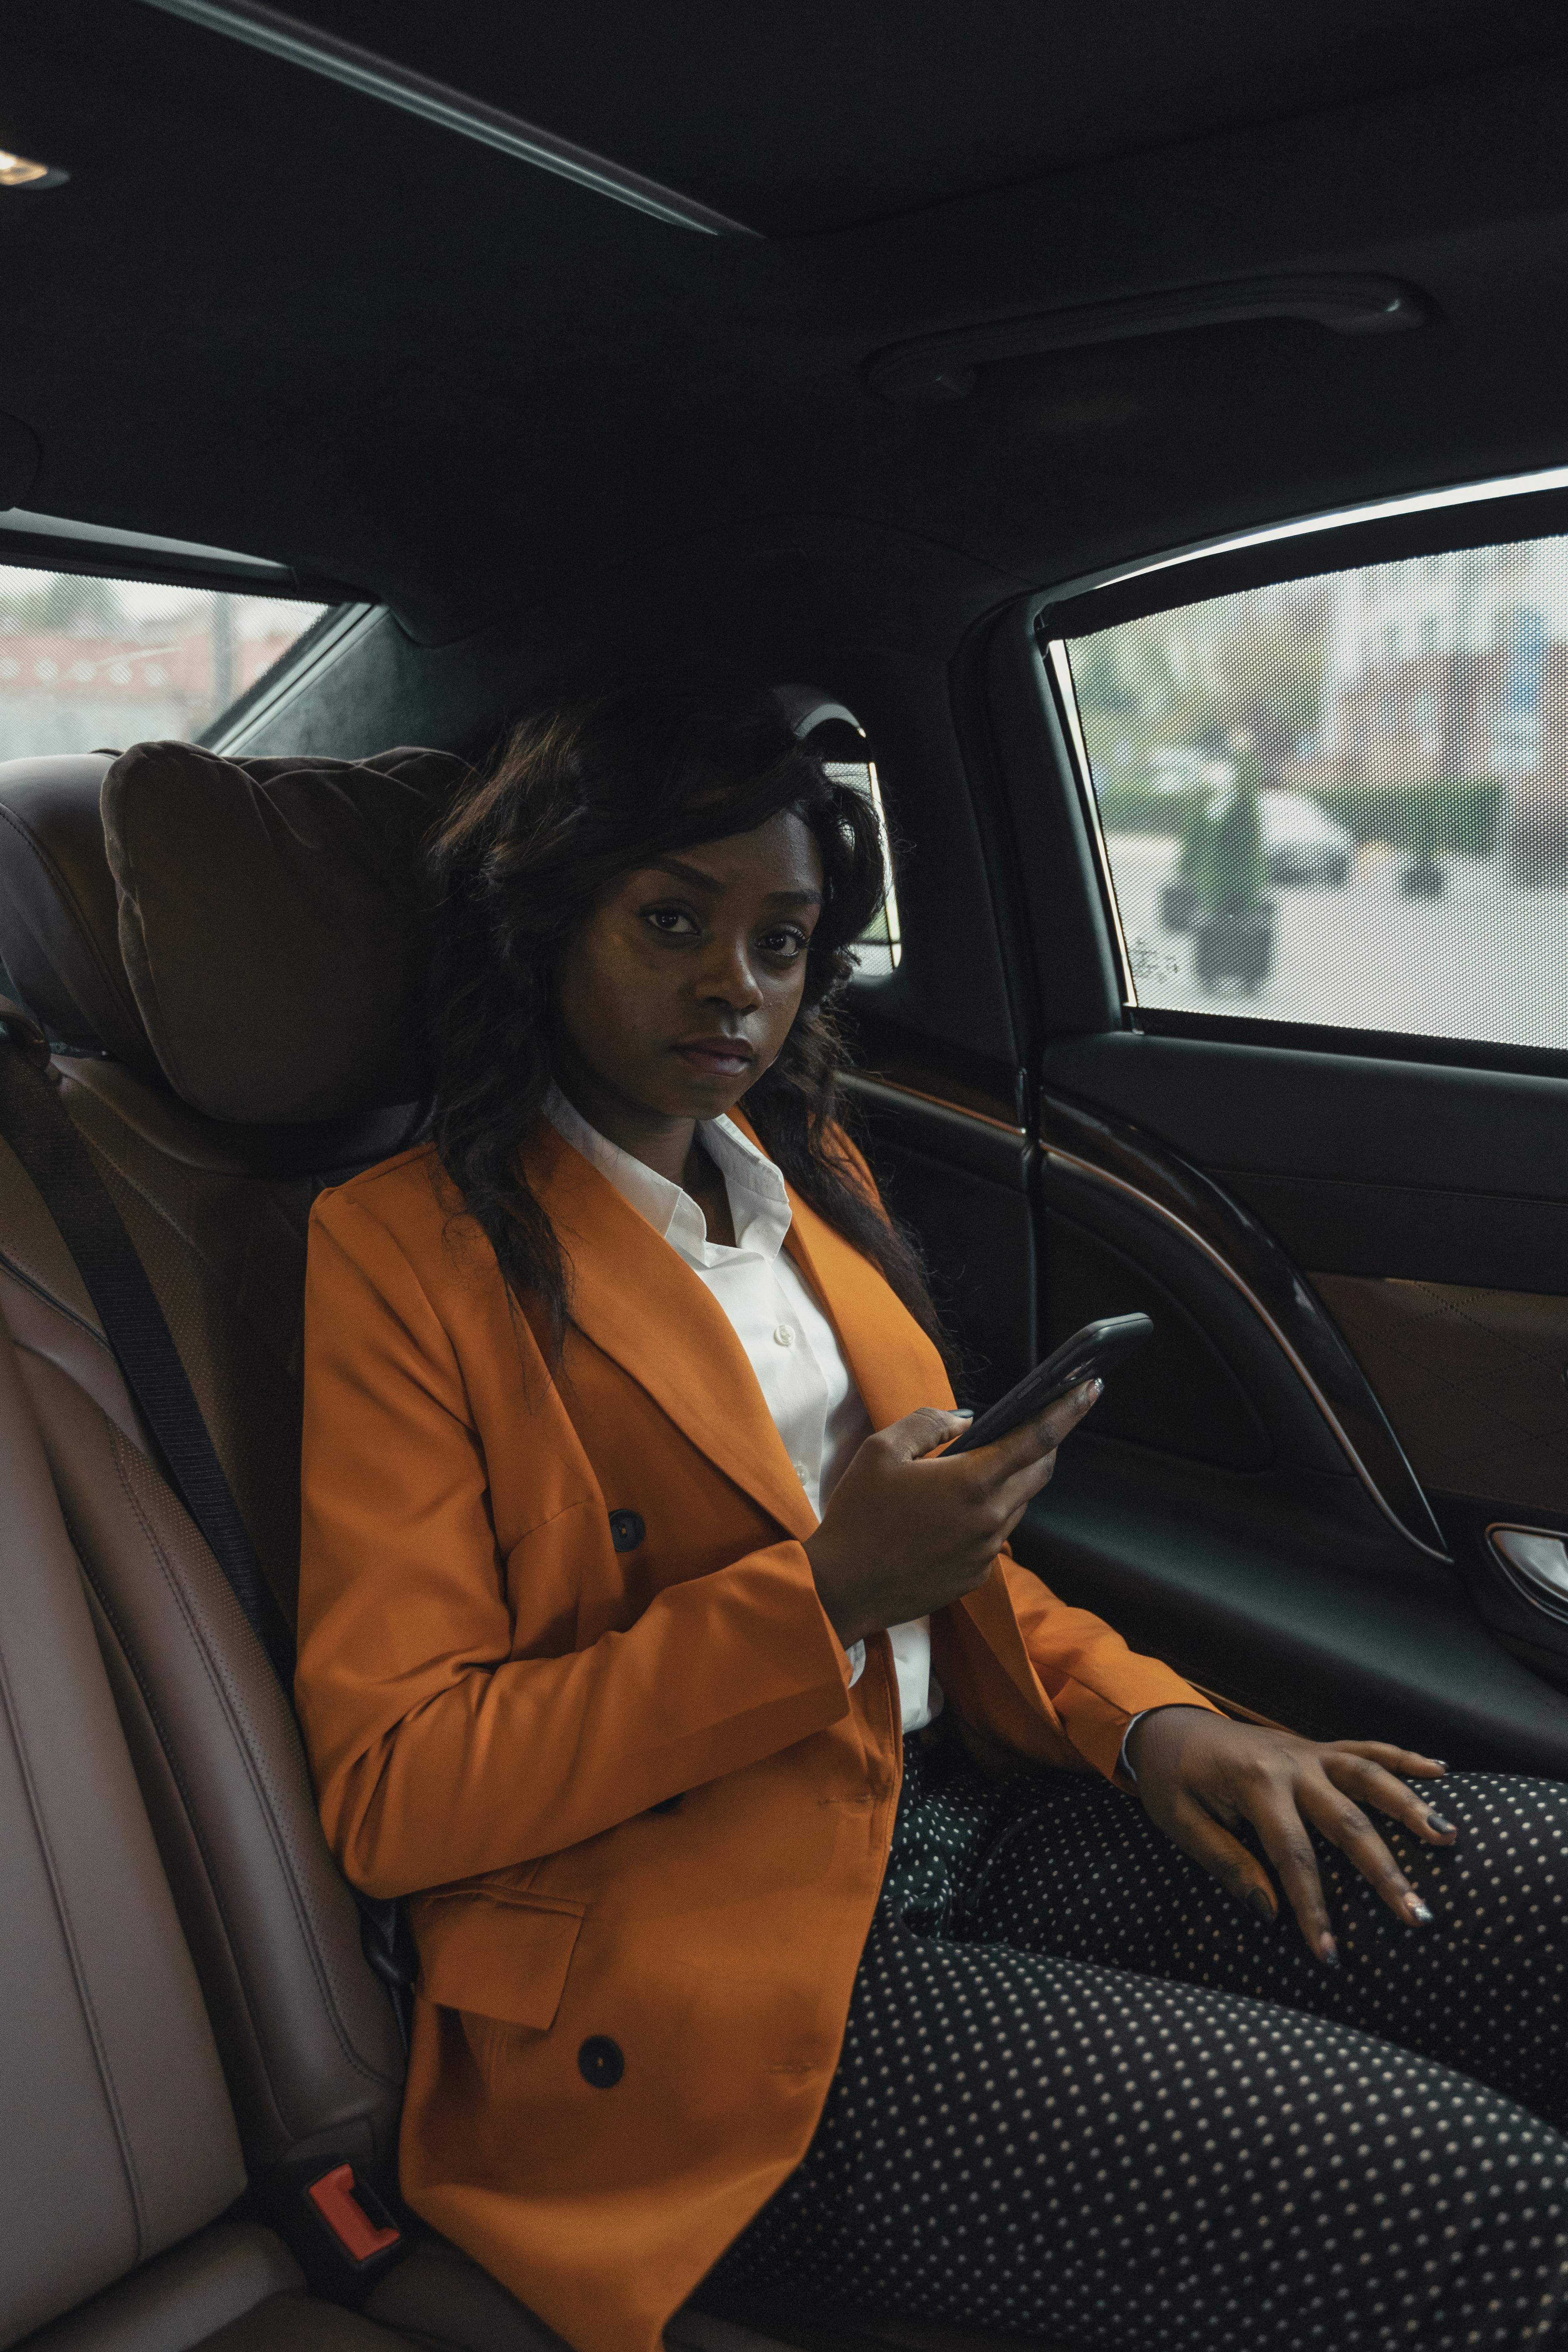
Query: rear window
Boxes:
[
  {"xmin": 0, "ymin": 564, "xmax": 333, "ymax": 759},
  {"xmin": 1053, "ymin": 531, "xmax": 1568, "ymax": 1054}
]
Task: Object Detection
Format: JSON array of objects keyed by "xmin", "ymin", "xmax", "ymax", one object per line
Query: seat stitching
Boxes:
[
  {"xmin": 65, "ymin": 1514, "xmax": 292, "ymax": 2147},
  {"xmin": 0, "ymin": 1243, "xmax": 112, "ymax": 1347},
  {"xmin": 1339, "ymin": 1309, "xmax": 1568, "ymax": 1411},
  {"xmin": 1418, "ymin": 1292, "xmax": 1568, "ymax": 1348},
  {"xmin": 106, "ymin": 1429, "xmax": 399, "ymax": 2093},
  {"xmin": 16, "ymin": 1109, "xmax": 387, "ymax": 2085},
  {"xmin": 102, "ymin": 1422, "xmax": 398, "ymax": 2097},
  {"xmin": 0, "ymin": 1578, "xmax": 151, "ymax": 2256},
  {"xmin": 1366, "ymin": 1343, "xmax": 1568, "ymax": 1449}
]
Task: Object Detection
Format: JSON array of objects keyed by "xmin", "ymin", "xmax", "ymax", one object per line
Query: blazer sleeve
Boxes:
[
  {"xmin": 995, "ymin": 1552, "xmax": 1224, "ymax": 1788},
  {"xmin": 295, "ymin": 1190, "xmax": 855, "ymax": 1900}
]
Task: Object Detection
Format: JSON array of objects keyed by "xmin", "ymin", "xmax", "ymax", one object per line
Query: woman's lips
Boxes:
[{"xmin": 674, "ymin": 1042, "xmax": 754, "ymax": 1077}]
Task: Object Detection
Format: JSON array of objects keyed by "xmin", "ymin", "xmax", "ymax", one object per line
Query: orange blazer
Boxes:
[{"xmin": 295, "ymin": 1119, "xmax": 1217, "ymax": 2352}]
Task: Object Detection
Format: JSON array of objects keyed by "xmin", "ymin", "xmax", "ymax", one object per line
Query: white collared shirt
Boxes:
[{"xmin": 545, "ymin": 1086, "xmax": 940, "ymax": 1733}]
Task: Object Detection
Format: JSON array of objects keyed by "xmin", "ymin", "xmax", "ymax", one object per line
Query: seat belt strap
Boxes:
[
  {"xmin": 0, "ymin": 1007, "xmax": 417, "ymax": 2050},
  {"xmin": 0, "ymin": 1020, "xmax": 294, "ymax": 1686}
]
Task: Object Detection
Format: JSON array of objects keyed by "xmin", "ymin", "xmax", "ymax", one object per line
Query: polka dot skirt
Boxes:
[{"xmin": 706, "ymin": 1733, "xmax": 1568, "ymax": 2350}]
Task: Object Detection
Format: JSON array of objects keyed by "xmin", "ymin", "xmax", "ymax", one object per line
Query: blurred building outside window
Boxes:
[
  {"xmin": 1059, "ymin": 532, "xmax": 1568, "ymax": 1051},
  {"xmin": 0, "ymin": 566, "xmax": 332, "ymax": 758}
]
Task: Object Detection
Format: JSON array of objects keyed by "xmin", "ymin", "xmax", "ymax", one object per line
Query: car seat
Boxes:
[
  {"xmin": 0, "ymin": 744, "xmax": 1080, "ymax": 2352},
  {"xmin": 0, "ymin": 1282, "xmax": 436, "ymax": 2352},
  {"xmin": 0, "ymin": 747, "xmax": 449, "ymax": 2190}
]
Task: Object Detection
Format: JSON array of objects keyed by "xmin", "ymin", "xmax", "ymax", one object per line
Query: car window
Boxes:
[
  {"xmin": 0, "ymin": 563, "xmax": 335, "ymax": 759},
  {"xmin": 1052, "ymin": 531, "xmax": 1568, "ymax": 1052},
  {"xmin": 825, "ymin": 757, "xmax": 903, "ymax": 977}
]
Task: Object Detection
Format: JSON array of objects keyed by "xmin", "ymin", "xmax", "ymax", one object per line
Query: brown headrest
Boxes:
[
  {"xmin": 0, "ymin": 754, "xmax": 165, "ymax": 1079},
  {"xmin": 102, "ymin": 741, "xmax": 471, "ymax": 1123}
]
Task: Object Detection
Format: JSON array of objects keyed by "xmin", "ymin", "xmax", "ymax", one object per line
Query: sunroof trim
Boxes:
[{"xmin": 133, "ymin": 0, "xmax": 759, "ymax": 238}]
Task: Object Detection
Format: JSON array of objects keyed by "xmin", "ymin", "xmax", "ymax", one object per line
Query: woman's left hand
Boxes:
[{"xmin": 1124, "ymin": 1704, "xmax": 1457, "ymax": 1967}]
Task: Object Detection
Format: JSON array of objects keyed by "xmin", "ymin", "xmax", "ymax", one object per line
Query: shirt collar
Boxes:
[{"xmin": 543, "ymin": 1084, "xmax": 792, "ymax": 1266}]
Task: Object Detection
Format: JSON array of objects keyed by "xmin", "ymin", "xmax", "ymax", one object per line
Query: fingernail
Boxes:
[
  {"xmin": 1429, "ymin": 1760, "xmax": 1449, "ymax": 1774},
  {"xmin": 1426, "ymin": 1812, "xmax": 1455, "ymax": 1835},
  {"xmin": 1083, "ymin": 1378, "xmax": 1104, "ymax": 1404},
  {"xmin": 1406, "ymin": 1896, "xmax": 1434, "ymax": 1927},
  {"xmin": 1318, "ymin": 1935, "xmax": 1340, "ymax": 1970},
  {"xmin": 1246, "ymin": 1890, "xmax": 1276, "ymax": 1927}
]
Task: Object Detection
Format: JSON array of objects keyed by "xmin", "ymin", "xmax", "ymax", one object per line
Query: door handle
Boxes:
[{"xmin": 1488, "ymin": 1524, "xmax": 1568, "ymax": 1612}]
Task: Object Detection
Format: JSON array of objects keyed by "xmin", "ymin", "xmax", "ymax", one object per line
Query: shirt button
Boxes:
[
  {"xmin": 792, "ymin": 1461, "xmax": 809, "ymax": 1482},
  {"xmin": 773, "ymin": 1324, "xmax": 795, "ymax": 1347}
]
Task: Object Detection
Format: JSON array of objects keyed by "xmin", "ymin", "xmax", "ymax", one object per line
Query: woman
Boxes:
[{"xmin": 296, "ymin": 677, "xmax": 1568, "ymax": 2352}]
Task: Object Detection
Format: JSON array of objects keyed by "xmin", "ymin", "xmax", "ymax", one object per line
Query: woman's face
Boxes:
[{"xmin": 552, "ymin": 808, "xmax": 825, "ymax": 1123}]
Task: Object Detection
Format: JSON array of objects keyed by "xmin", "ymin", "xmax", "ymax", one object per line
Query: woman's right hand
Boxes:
[{"xmin": 803, "ymin": 1379, "xmax": 1103, "ymax": 1650}]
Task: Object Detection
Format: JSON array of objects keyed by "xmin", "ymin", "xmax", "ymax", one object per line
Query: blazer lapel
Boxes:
[{"xmin": 529, "ymin": 1124, "xmax": 818, "ymax": 1542}]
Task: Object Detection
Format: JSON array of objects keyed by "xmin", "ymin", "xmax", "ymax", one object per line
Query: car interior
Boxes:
[{"xmin": 6, "ymin": 5, "xmax": 1568, "ymax": 2350}]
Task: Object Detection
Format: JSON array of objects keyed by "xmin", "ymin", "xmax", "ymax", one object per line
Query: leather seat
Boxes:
[
  {"xmin": 0, "ymin": 748, "xmax": 445, "ymax": 2191},
  {"xmin": 0, "ymin": 745, "xmax": 1081, "ymax": 2352},
  {"xmin": 0, "ymin": 1276, "xmax": 420, "ymax": 2352}
]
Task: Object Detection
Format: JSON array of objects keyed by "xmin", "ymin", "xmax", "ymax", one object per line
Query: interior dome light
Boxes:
[{"xmin": 0, "ymin": 147, "xmax": 67, "ymax": 189}]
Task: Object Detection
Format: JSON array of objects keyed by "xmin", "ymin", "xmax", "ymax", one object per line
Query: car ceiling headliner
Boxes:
[{"xmin": 5, "ymin": 1, "xmax": 1568, "ymax": 643}]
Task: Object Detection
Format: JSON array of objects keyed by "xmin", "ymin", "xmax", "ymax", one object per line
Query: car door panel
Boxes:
[
  {"xmin": 1014, "ymin": 1435, "xmax": 1568, "ymax": 1772},
  {"xmin": 1215, "ymin": 1174, "xmax": 1568, "ymax": 1293},
  {"xmin": 841, "ymin": 577, "xmax": 1568, "ymax": 1776},
  {"xmin": 1013, "ymin": 1074, "xmax": 1568, "ymax": 1754},
  {"xmin": 1036, "ymin": 1083, "xmax": 1444, "ymax": 1537},
  {"xmin": 841, "ymin": 1075, "xmax": 1036, "ymax": 1413},
  {"xmin": 1307, "ymin": 1272, "xmax": 1568, "ymax": 1518},
  {"xmin": 1029, "ymin": 1025, "xmax": 1568, "ymax": 1704},
  {"xmin": 1039, "ymin": 1031, "xmax": 1568, "ymax": 1208},
  {"xmin": 841, "ymin": 1051, "xmax": 1567, "ymax": 1768},
  {"xmin": 1044, "ymin": 1211, "xmax": 1272, "ymax": 1470}
]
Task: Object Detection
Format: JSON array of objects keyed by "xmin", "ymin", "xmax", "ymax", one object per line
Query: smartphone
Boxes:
[{"xmin": 942, "ymin": 1313, "xmax": 1154, "ymax": 1458}]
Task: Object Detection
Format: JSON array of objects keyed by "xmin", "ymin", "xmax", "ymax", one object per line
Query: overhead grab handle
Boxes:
[{"xmin": 864, "ymin": 274, "xmax": 1429, "ymax": 403}]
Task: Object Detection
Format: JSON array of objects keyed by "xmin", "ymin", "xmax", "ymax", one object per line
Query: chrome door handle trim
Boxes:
[{"xmin": 1488, "ymin": 1523, "xmax": 1568, "ymax": 1620}]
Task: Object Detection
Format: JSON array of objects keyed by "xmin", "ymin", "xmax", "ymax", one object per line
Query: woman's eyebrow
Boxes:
[
  {"xmin": 648, "ymin": 855, "xmax": 723, "ymax": 891},
  {"xmin": 649, "ymin": 855, "xmax": 823, "ymax": 907}
]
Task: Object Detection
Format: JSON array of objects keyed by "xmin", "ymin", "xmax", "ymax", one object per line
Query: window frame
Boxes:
[
  {"xmin": 204, "ymin": 600, "xmax": 379, "ymax": 751},
  {"xmin": 0, "ymin": 514, "xmax": 372, "ymax": 760},
  {"xmin": 1027, "ymin": 475, "xmax": 1568, "ymax": 1084}
]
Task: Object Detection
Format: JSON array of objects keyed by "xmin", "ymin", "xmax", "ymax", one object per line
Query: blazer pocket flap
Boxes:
[{"xmin": 414, "ymin": 1890, "xmax": 586, "ymax": 2031}]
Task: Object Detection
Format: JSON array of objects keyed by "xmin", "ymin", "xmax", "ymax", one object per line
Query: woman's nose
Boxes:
[{"xmin": 696, "ymin": 937, "xmax": 763, "ymax": 1006}]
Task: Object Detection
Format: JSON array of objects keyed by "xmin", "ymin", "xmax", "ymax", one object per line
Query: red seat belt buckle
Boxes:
[{"xmin": 305, "ymin": 2164, "xmax": 402, "ymax": 2264}]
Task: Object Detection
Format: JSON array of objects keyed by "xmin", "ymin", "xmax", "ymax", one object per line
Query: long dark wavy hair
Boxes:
[{"xmin": 423, "ymin": 672, "xmax": 951, "ymax": 1365}]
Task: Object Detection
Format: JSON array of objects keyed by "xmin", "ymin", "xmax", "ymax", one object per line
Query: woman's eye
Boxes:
[
  {"xmin": 645, "ymin": 907, "xmax": 698, "ymax": 936},
  {"xmin": 761, "ymin": 927, "xmax": 809, "ymax": 959}
]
